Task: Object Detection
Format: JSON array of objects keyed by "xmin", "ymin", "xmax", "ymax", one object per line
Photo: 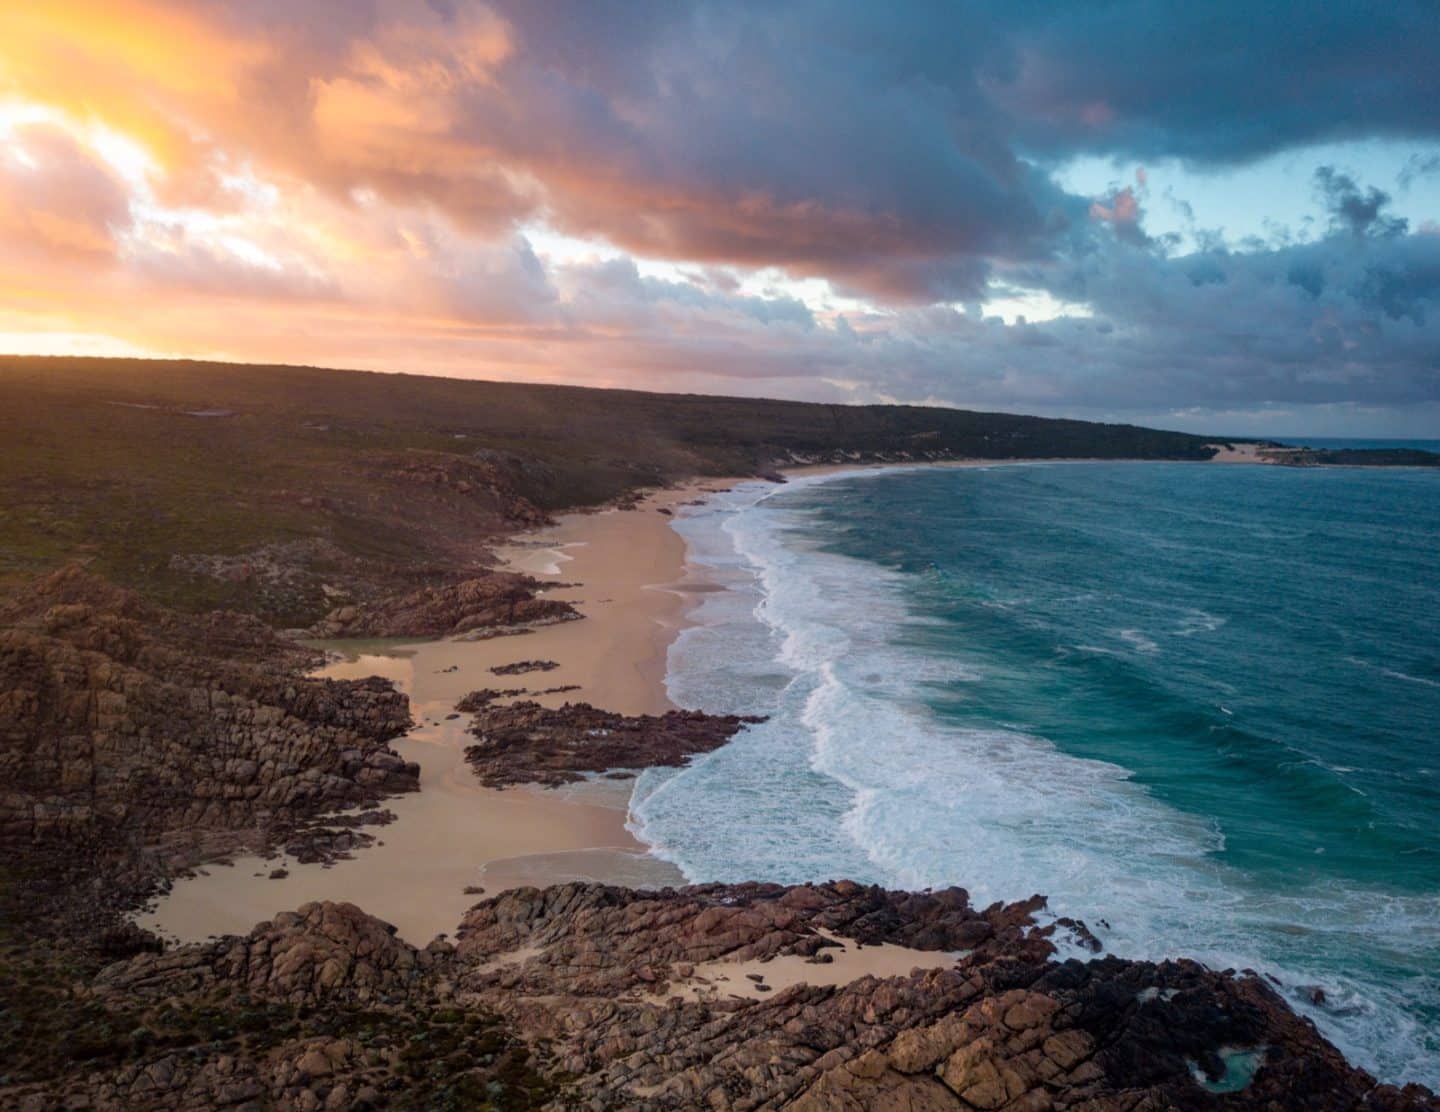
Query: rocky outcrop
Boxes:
[
  {"xmin": 0, "ymin": 567, "xmax": 417, "ymax": 904},
  {"xmin": 456, "ymin": 686, "xmax": 529, "ymax": 711},
  {"xmin": 311, "ymin": 571, "xmax": 578, "ymax": 639},
  {"xmin": 462, "ymin": 699, "xmax": 764, "ymax": 787},
  {"xmin": 452, "ymin": 881, "xmax": 1047, "ymax": 995},
  {"xmin": 8, "ymin": 907, "xmax": 556, "ymax": 1111},
  {"xmin": 448, "ymin": 882, "xmax": 1440, "ymax": 1109},
  {"xmin": 382, "ymin": 451, "xmax": 550, "ymax": 527},
  {"xmin": 94, "ymin": 901, "xmax": 434, "ymax": 1008},
  {"xmin": 1270, "ymin": 447, "xmax": 1440, "ymax": 468},
  {"xmin": 490, "ymin": 659, "xmax": 559, "ymax": 676},
  {"xmin": 10, "ymin": 885, "xmax": 1434, "ymax": 1110},
  {"xmin": 3, "ymin": 569, "xmax": 1435, "ymax": 1111}
]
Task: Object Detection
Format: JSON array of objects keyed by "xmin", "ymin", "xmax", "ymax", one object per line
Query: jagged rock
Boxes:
[
  {"xmin": 11, "ymin": 901, "xmax": 553, "ymax": 1109},
  {"xmin": 0, "ymin": 567, "xmax": 417, "ymax": 920},
  {"xmin": 4, "ymin": 576, "xmax": 1437, "ymax": 1112},
  {"xmin": 456, "ymin": 686, "xmax": 528, "ymax": 711},
  {"xmin": 451, "ymin": 881, "xmax": 1043, "ymax": 997},
  {"xmin": 10, "ymin": 887, "xmax": 1438, "ymax": 1110},
  {"xmin": 444, "ymin": 883, "xmax": 1436, "ymax": 1110},
  {"xmin": 489, "ymin": 659, "xmax": 560, "ymax": 676},
  {"xmin": 95, "ymin": 901, "xmax": 428, "ymax": 1007},
  {"xmin": 462, "ymin": 699, "xmax": 764, "ymax": 787},
  {"xmin": 312, "ymin": 571, "xmax": 578, "ymax": 638}
]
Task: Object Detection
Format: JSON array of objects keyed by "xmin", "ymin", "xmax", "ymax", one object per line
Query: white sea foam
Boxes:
[
  {"xmin": 1347, "ymin": 656, "xmax": 1440, "ymax": 689},
  {"xmin": 1175, "ymin": 608, "xmax": 1227, "ymax": 636},
  {"xmin": 1117, "ymin": 627, "xmax": 1162, "ymax": 654},
  {"xmin": 632, "ymin": 469, "xmax": 1440, "ymax": 1087},
  {"xmin": 502, "ymin": 539, "xmax": 585, "ymax": 576}
]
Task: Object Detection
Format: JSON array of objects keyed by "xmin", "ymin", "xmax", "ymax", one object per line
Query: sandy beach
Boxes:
[
  {"xmin": 139, "ymin": 479, "xmax": 733, "ymax": 946},
  {"xmin": 139, "ymin": 468, "xmax": 971, "ymax": 992}
]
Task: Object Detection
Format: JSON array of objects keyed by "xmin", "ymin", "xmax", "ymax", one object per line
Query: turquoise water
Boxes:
[{"xmin": 635, "ymin": 462, "xmax": 1440, "ymax": 1086}]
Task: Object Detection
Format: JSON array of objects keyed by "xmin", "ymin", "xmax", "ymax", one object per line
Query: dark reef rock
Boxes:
[
  {"xmin": 489, "ymin": 658, "xmax": 560, "ymax": 676},
  {"xmin": 462, "ymin": 699, "xmax": 764, "ymax": 787},
  {"xmin": 455, "ymin": 686, "xmax": 528, "ymax": 711}
]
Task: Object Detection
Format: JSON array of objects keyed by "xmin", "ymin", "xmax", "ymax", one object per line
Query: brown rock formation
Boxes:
[
  {"xmin": 312, "ymin": 571, "xmax": 578, "ymax": 639},
  {"xmin": 447, "ymin": 882, "xmax": 1440, "ymax": 1109},
  {"xmin": 489, "ymin": 659, "xmax": 560, "ymax": 676},
  {"xmin": 3, "ymin": 573, "xmax": 1434, "ymax": 1111},
  {"xmin": 456, "ymin": 687, "xmax": 528, "ymax": 711},
  {"xmin": 0, "ymin": 567, "xmax": 418, "ymax": 910},
  {"xmin": 462, "ymin": 699, "xmax": 764, "ymax": 787},
  {"xmin": 7, "ymin": 906, "xmax": 556, "ymax": 1111},
  {"xmin": 94, "ymin": 901, "xmax": 433, "ymax": 1009},
  {"xmin": 9, "ymin": 884, "xmax": 1434, "ymax": 1110}
]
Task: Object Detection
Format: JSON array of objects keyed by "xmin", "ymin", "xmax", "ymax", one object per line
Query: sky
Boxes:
[{"xmin": 2, "ymin": 2, "xmax": 1439, "ymax": 435}]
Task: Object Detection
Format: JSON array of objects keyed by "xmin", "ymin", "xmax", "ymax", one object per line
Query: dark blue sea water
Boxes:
[{"xmin": 635, "ymin": 461, "xmax": 1440, "ymax": 1087}]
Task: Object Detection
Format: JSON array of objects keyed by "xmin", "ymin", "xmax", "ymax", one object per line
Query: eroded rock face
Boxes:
[
  {"xmin": 12, "ymin": 886, "xmax": 1435, "ymax": 1111},
  {"xmin": 94, "ymin": 901, "xmax": 432, "ymax": 1009},
  {"xmin": 311, "ymin": 571, "xmax": 578, "ymax": 639},
  {"xmin": 462, "ymin": 699, "xmax": 764, "ymax": 787},
  {"xmin": 449, "ymin": 882, "xmax": 1440, "ymax": 1110},
  {"xmin": 0, "ymin": 567, "xmax": 417, "ymax": 896},
  {"xmin": 12, "ymin": 905, "xmax": 554, "ymax": 1111}
]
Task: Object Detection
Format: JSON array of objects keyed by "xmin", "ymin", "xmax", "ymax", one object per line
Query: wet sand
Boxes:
[{"xmin": 138, "ymin": 480, "xmax": 733, "ymax": 946}]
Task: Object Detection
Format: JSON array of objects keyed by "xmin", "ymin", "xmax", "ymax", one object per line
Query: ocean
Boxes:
[{"xmin": 632, "ymin": 460, "xmax": 1440, "ymax": 1087}]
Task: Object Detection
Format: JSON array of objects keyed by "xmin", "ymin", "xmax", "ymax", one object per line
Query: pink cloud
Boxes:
[{"xmin": 0, "ymin": 125, "xmax": 133, "ymax": 261}]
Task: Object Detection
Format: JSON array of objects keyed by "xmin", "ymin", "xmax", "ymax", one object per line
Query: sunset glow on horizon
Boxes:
[{"xmin": 3, "ymin": 1, "xmax": 1439, "ymax": 434}]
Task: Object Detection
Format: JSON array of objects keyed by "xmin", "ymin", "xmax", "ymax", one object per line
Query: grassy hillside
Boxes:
[{"xmin": 0, "ymin": 356, "xmax": 1219, "ymax": 617}]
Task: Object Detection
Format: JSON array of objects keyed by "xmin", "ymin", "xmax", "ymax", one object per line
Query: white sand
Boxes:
[
  {"xmin": 654, "ymin": 929, "xmax": 965, "ymax": 1002},
  {"xmin": 1206, "ymin": 442, "xmax": 1272, "ymax": 463}
]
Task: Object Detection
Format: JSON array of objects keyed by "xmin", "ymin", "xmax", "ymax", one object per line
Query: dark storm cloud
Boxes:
[
  {"xmin": 990, "ymin": 1, "xmax": 1440, "ymax": 163},
  {"xmin": 474, "ymin": 1, "xmax": 1071, "ymax": 301},
  {"xmin": 171, "ymin": 0, "xmax": 1440, "ymax": 308},
  {"xmin": 466, "ymin": 0, "xmax": 1440, "ymax": 307},
  {"xmin": 1315, "ymin": 167, "xmax": 1410, "ymax": 240}
]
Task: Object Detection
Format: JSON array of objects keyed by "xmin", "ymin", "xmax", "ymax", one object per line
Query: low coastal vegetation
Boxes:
[{"xmin": 0, "ymin": 355, "xmax": 1221, "ymax": 623}]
